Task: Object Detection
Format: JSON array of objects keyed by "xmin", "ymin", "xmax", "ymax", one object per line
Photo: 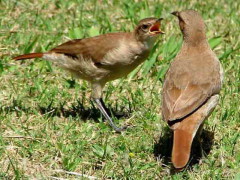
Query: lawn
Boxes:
[{"xmin": 0, "ymin": 0, "xmax": 239, "ymax": 179}]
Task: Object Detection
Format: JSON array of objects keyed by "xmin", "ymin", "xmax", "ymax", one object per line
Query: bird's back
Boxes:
[
  {"xmin": 162, "ymin": 49, "xmax": 222, "ymax": 122},
  {"xmin": 50, "ymin": 32, "xmax": 133, "ymax": 63}
]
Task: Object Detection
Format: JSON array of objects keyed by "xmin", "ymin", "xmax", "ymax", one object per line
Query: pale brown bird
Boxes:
[
  {"xmin": 14, "ymin": 17, "xmax": 164, "ymax": 132},
  {"xmin": 161, "ymin": 10, "xmax": 223, "ymax": 169}
]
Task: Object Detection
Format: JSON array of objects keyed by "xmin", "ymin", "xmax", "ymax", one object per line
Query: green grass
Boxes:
[{"xmin": 0, "ymin": 0, "xmax": 239, "ymax": 179}]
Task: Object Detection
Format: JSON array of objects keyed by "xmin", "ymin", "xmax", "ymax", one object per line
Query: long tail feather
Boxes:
[
  {"xmin": 172, "ymin": 128, "xmax": 193, "ymax": 169},
  {"xmin": 171, "ymin": 95, "xmax": 219, "ymax": 169},
  {"xmin": 13, "ymin": 53, "xmax": 43, "ymax": 60}
]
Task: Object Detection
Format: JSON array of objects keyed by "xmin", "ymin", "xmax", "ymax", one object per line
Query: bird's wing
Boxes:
[
  {"xmin": 162, "ymin": 80, "xmax": 210, "ymax": 121},
  {"xmin": 49, "ymin": 33, "xmax": 128, "ymax": 63},
  {"xmin": 162, "ymin": 56, "xmax": 220, "ymax": 122}
]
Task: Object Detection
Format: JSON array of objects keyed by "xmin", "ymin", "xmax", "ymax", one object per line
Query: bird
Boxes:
[
  {"xmin": 14, "ymin": 17, "xmax": 164, "ymax": 133},
  {"xmin": 161, "ymin": 10, "xmax": 223, "ymax": 169}
]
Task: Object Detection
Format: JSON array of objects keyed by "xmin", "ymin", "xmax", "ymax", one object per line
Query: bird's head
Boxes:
[
  {"xmin": 171, "ymin": 10, "xmax": 206, "ymax": 44},
  {"xmin": 134, "ymin": 17, "xmax": 164, "ymax": 44}
]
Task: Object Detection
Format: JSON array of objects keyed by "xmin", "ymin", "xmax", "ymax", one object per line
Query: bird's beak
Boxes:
[
  {"xmin": 171, "ymin": 11, "xmax": 180, "ymax": 17},
  {"xmin": 149, "ymin": 18, "xmax": 165, "ymax": 35}
]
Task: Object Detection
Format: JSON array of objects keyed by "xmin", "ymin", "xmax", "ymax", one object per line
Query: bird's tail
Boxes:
[
  {"xmin": 13, "ymin": 53, "xmax": 44, "ymax": 61},
  {"xmin": 171, "ymin": 95, "xmax": 219, "ymax": 169},
  {"xmin": 171, "ymin": 112, "xmax": 202, "ymax": 169},
  {"xmin": 172, "ymin": 126, "xmax": 195, "ymax": 169}
]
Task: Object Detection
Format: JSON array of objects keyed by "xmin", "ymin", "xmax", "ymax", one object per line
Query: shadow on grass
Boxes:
[
  {"xmin": 153, "ymin": 127, "xmax": 214, "ymax": 173},
  {"xmin": 39, "ymin": 101, "xmax": 100, "ymax": 122},
  {"xmin": 39, "ymin": 100, "xmax": 130, "ymax": 123}
]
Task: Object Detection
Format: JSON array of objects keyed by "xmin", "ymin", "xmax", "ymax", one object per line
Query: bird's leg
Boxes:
[
  {"xmin": 99, "ymin": 98, "xmax": 129, "ymax": 118},
  {"xmin": 91, "ymin": 82, "xmax": 128, "ymax": 133},
  {"xmin": 94, "ymin": 98, "xmax": 128, "ymax": 133},
  {"xmin": 99, "ymin": 98, "xmax": 111, "ymax": 114}
]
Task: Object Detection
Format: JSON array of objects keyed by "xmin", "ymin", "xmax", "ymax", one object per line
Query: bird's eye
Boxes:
[{"xmin": 141, "ymin": 24, "xmax": 149, "ymax": 30}]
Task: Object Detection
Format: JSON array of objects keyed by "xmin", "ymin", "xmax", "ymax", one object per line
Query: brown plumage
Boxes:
[
  {"xmin": 162, "ymin": 10, "xmax": 223, "ymax": 169},
  {"xmin": 14, "ymin": 53, "xmax": 43, "ymax": 60},
  {"xmin": 14, "ymin": 17, "xmax": 164, "ymax": 132}
]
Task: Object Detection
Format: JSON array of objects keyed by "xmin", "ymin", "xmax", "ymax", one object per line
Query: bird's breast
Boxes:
[
  {"xmin": 102, "ymin": 40, "xmax": 148, "ymax": 66},
  {"xmin": 99, "ymin": 42, "xmax": 149, "ymax": 81}
]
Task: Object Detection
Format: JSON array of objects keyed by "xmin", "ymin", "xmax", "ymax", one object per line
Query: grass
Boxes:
[{"xmin": 0, "ymin": 0, "xmax": 239, "ymax": 179}]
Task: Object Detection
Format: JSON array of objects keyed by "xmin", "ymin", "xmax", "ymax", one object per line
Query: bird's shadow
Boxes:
[
  {"xmin": 153, "ymin": 127, "xmax": 214, "ymax": 172},
  {"xmin": 38, "ymin": 100, "xmax": 130, "ymax": 123}
]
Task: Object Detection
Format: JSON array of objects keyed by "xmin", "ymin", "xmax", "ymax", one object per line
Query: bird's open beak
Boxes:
[
  {"xmin": 149, "ymin": 18, "xmax": 165, "ymax": 35},
  {"xmin": 171, "ymin": 11, "xmax": 180, "ymax": 17}
]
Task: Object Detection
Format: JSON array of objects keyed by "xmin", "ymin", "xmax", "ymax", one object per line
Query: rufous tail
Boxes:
[
  {"xmin": 13, "ymin": 53, "xmax": 43, "ymax": 60},
  {"xmin": 172, "ymin": 128, "xmax": 194, "ymax": 169},
  {"xmin": 171, "ymin": 95, "xmax": 219, "ymax": 169},
  {"xmin": 171, "ymin": 113, "xmax": 201, "ymax": 169}
]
